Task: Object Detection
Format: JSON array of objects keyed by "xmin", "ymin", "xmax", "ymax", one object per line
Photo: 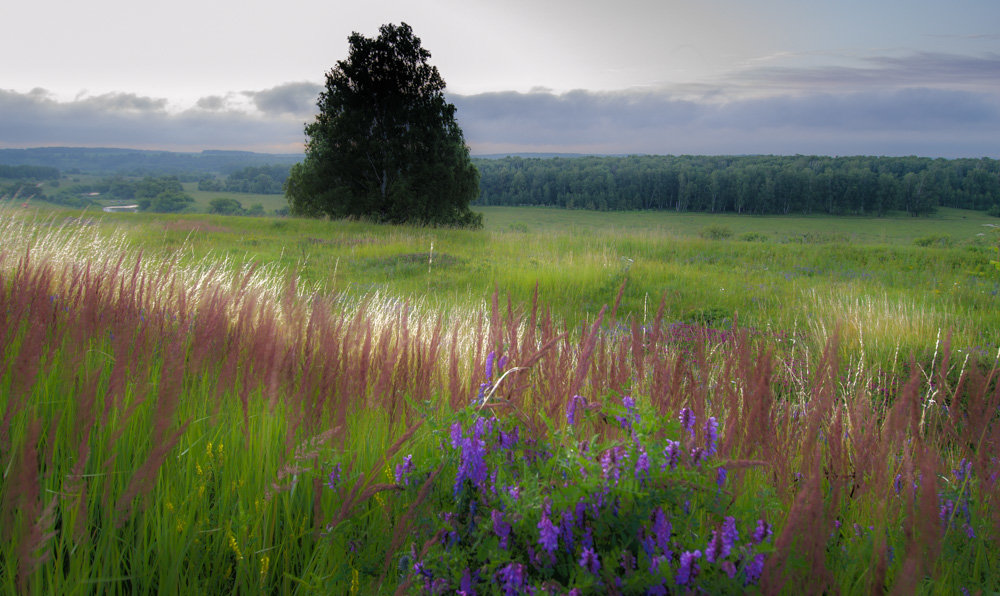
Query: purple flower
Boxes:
[
  {"xmin": 599, "ymin": 446, "xmax": 628, "ymax": 485},
  {"xmin": 394, "ymin": 454, "xmax": 414, "ymax": 486},
  {"xmin": 538, "ymin": 512, "xmax": 559, "ymax": 555},
  {"xmin": 662, "ymin": 440, "xmax": 681, "ymax": 471},
  {"xmin": 689, "ymin": 446, "xmax": 706, "ymax": 466},
  {"xmin": 497, "ymin": 562, "xmax": 525, "ymax": 596},
  {"xmin": 485, "ymin": 351, "xmax": 496, "ymax": 379},
  {"xmin": 743, "ymin": 553, "xmax": 765, "ymax": 585},
  {"xmin": 327, "ymin": 463, "xmax": 341, "ymax": 490},
  {"xmin": 492, "ymin": 509, "xmax": 512, "ymax": 550},
  {"xmin": 893, "ymin": 473, "xmax": 903, "ymax": 495},
  {"xmin": 963, "ymin": 523, "xmax": 976, "ymax": 539},
  {"xmin": 506, "ymin": 484, "xmax": 521, "ymax": 501},
  {"xmin": 953, "ymin": 458, "xmax": 973, "ymax": 483},
  {"xmin": 458, "ymin": 568, "xmax": 477, "ymax": 596},
  {"xmin": 651, "ymin": 508, "xmax": 672, "ymax": 553},
  {"xmin": 559, "ymin": 511, "xmax": 575, "ymax": 552},
  {"xmin": 704, "ymin": 417, "xmax": 719, "ymax": 456},
  {"xmin": 720, "ymin": 516, "xmax": 738, "ymax": 558},
  {"xmin": 499, "ymin": 426, "xmax": 519, "ymax": 450},
  {"xmin": 679, "ymin": 408, "xmax": 696, "ymax": 438},
  {"xmin": 721, "ymin": 561, "xmax": 737, "ymax": 578},
  {"xmin": 635, "ymin": 445, "xmax": 650, "ymax": 483},
  {"xmin": 705, "ymin": 530, "xmax": 720, "ymax": 563},
  {"xmin": 940, "ymin": 499, "xmax": 955, "ymax": 525},
  {"xmin": 452, "ymin": 420, "xmax": 489, "ymax": 497},
  {"xmin": 716, "ymin": 467, "xmax": 728, "ymax": 488},
  {"xmin": 752, "ymin": 519, "xmax": 772, "ymax": 544},
  {"xmin": 676, "ymin": 550, "xmax": 701, "ymax": 586},
  {"xmin": 579, "ymin": 547, "xmax": 601, "ymax": 575}
]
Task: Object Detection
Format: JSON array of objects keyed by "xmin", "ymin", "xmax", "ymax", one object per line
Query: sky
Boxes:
[{"xmin": 2, "ymin": 0, "xmax": 999, "ymax": 157}]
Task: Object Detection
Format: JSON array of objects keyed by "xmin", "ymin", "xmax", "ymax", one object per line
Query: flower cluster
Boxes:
[{"xmin": 403, "ymin": 400, "xmax": 773, "ymax": 594}]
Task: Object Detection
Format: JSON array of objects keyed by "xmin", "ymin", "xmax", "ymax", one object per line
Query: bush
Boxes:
[
  {"xmin": 699, "ymin": 224, "xmax": 733, "ymax": 240},
  {"xmin": 914, "ymin": 234, "xmax": 954, "ymax": 248},
  {"xmin": 208, "ymin": 197, "xmax": 244, "ymax": 215},
  {"xmin": 738, "ymin": 231, "xmax": 768, "ymax": 242}
]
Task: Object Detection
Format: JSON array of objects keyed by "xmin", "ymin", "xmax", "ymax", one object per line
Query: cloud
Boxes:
[
  {"xmin": 244, "ymin": 82, "xmax": 322, "ymax": 116},
  {"xmin": 451, "ymin": 86, "xmax": 1000, "ymax": 157},
  {"xmin": 0, "ymin": 88, "xmax": 307, "ymax": 152},
  {"xmin": 3, "ymin": 51, "xmax": 1000, "ymax": 158},
  {"xmin": 733, "ymin": 51, "xmax": 1000, "ymax": 92}
]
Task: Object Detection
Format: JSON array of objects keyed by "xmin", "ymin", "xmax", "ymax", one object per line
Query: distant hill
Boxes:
[{"xmin": 0, "ymin": 147, "xmax": 303, "ymax": 176}]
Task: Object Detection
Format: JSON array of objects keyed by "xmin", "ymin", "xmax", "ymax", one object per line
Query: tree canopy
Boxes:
[{"xmin": 286, "ymin": 22, "xmax": 481, "ymax": 227}]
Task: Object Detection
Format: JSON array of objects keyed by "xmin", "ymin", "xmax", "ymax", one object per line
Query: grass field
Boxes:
[
  {"xmin": 181, "ymin": 182, "xmax": 289, "ymax": 213},
  {"xmin": 2, "ymin": 201, "xmax": 999, "ymax": 593},
  {"xmin": 72, "ymin": 204, "xmax": 1000, "ymax": 367}
]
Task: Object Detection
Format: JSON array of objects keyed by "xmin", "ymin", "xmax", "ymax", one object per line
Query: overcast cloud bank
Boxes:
[{"xmin": 2, "ymin": 52, "xmax": 998, "ymax": 158}]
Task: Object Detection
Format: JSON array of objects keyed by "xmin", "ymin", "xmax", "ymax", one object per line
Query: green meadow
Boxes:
[
  {"xmin": 2, "ymin": 202, "xmax": 999, "ymax": 593},
  {"xmin": 91, "ymin": 204, "xmax": 1000, "ymax": 367}
]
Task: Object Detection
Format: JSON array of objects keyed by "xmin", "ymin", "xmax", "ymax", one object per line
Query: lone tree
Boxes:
[{"xmin": 286, "ymin": 22, "xmax": 481, "ymax": 227}]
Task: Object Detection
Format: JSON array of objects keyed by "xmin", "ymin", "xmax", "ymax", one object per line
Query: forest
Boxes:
[{"xmin": 474, "ymin": 154, "xmax": 1000, "ymax": 216}]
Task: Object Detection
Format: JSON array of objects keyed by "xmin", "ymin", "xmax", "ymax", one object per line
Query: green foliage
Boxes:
[
  {"xmin": 474, "ymin": 155, "xmax": 1000, "ymax": 216},
  {"xmin": 139, "ymin": 189, "xmax": 195, "ymax": 213},
  {"xmin": 288, "ymin": 22, "xmax": 481, "ymax": 228},
  {"xmin": 699, "ymin": 223, "xmax": 734, "ymax": 240},
  {"xmin": 208, "ymin": 197, "xmax": 245, "ymax": 215},
  {"xmin": 913, "ymin": 234, "xmax": 954, "ymax": 248}
]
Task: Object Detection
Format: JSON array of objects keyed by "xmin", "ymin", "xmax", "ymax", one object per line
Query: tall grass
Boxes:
[{"xmin": 1, "ymin": 211, "xmax": 998, "ymax": 593}]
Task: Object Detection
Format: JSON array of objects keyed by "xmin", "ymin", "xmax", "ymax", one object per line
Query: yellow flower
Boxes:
[
  {"xmin": 228, "ymin": 531, "xmax": 243, "ymax": 561},
  {"xmin": 350, "ymin": 567, "xmax": 359, "ymax": 595},
  {"xmin": 259, "ymin": 555, "xmax": 270, "ymax": 581}
]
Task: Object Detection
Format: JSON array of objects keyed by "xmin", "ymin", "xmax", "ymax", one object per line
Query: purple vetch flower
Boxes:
[
  {"xmin": 679, "ymin": 408, "xmax": 696, "ymax": 438},
  {"xmin": 651, "ymin": 508, "xmax": 672, "ymax": 553},
  {"xmin": 676, "ymin": 550, "xmax": 701, "ymax": 586},
  {"xmin": 574, "ymin": 498, "xmax": 587, "ymax": 527},
  {"xmin": 485, "ymin": 351, "xmax": 496, "ymax": 379},
  {"xmin": 394, "ymin": 454, "xmax": 414, "ymax": 486},
  {"xmin": 327, "ymin": 463, "xmax": 342, "ymax": 490},
  {"xmin": 499, "ymin": 426, "xmax": 520, "ymax": 450},
  {"xmin": 893, "ymin": 473, "xmax": 903, "ymax": 495},
  {"xmin": 752, "ymin": 519, "xmax": 773, "ymax": 544},
  {"xmin": 635, "ymin": 445, "xmax": 650, "ymax": 483},
  {"xmin": 567, "ymin": 395, "xmax": 586, "ymax": 425},
  {"xmin": 497, "ymin": 562, "xmax": 525, "ymax": 596},
  {"xmin": 579, "ymin": 547, "xmax": 601, "ymax": 575},
  {"xmin": 662, "ymin": 440, "xmax": 681, "ymax": 471},
  {"xmin": 704, "ymin": 417, "xmax": 719, "ymax": 456},
  {"xmin": 538, "ymin": 511, "xmax": 559, "ymax": 555},
  {"xmin": 743, "ymin": 553, "xmax": 765, "ymax": 585},
  {"xmin": 716, "ymin": 467, "xmax": 728, "ymax": 488},
  {"xmin": 705, "ymin": 530, "xmax": 721, "ymax": 563},
  {"xmin": 559, "ymin": 511, "xmax": 575, "ymax": 551},
  {"xmin": 721, "ymin": 560, "xmax": 737, "ymax": 578},
  {"xmin": 458, "ymin": 568, "xmax": 477, "ymax": 596},
  {"xmin": 963, "ymin": 523, "xmax": 976, "ymax": 539},
  {"xmin": 649, "ymin": 554, "xmax": 667, "ymax": 574},
  {"xmin": 940, "ymin": 499, "xmax": 956, "ymax": 525},
  {"xmin": 452, "ymin": 420, "xmax": 489, "ymax": 497},
  {"xmin": 689, "ymin": 446, "xmax": 706, "ymax": 466},
  {"xmin": 506, "ymin": 484, "xmax": 521, "ymax": 501},
  {"xmin": 599, "ymin": 445, "xmax": 629, "ymax": 485},
  {"xmin": 492, "ymin": 509, "xmax": 512, "ymax": 550},
  {"xmin": 953, "ymin": 458, "xmax": 973, "ymax": 483},
  {"xmin": 720, "ymin": 516, "xmax": 738, "ymax": 558}
]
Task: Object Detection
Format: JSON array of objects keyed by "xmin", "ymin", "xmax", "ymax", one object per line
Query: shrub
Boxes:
[{"xmin": 699, "ymin": 224, "xmax": 733, "ymax": 240}]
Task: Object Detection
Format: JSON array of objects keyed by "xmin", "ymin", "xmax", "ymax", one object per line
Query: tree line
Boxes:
[
  {"xmin": 0, "ymin": 164, "xmax": 60, "ymax": 180},
  {"xmin": 198, "ymin": 165, "xmax": 291, "ymax": 195},
  {"xmin": 473, "ymin": 155, "xmax": 1000, "ymax": 216}
]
